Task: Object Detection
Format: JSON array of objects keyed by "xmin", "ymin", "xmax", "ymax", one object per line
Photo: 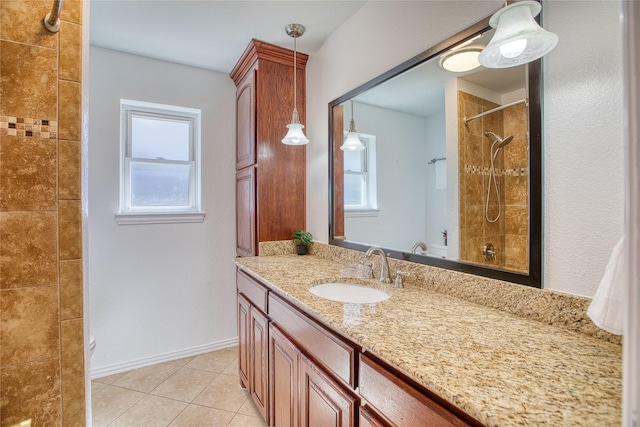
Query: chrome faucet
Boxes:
[
  {"xmin": 365, "ymin": 247, "xmax": 391, "ymax": 284},
  {"xmin": 411, "ymin": 242, "xmax": 427, "ymax": 254}
]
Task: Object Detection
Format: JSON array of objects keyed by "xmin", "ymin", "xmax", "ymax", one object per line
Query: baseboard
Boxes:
[{"xmin": 90, "ymin": 337, "xmax": 238, "ymax": 379}]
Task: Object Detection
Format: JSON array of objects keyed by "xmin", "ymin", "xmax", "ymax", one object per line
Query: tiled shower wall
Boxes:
[
  {"xmin": 458, "ymin": 91, "xmax": 528, "ymax": 273},
  {"xmin": 0, "ymin": 0, "xmax": 85, "ymax": 425}
]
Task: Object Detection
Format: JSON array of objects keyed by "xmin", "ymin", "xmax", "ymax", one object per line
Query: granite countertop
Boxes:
[{"xmin": 234, "ymin": 254, "xmax": 622, "ymax": 427}]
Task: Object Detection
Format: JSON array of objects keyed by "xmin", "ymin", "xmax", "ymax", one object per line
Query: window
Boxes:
[
  {"xmin": 116, "ymin": 100, "xmax": 204, "ymax": 225},
  {"xmin": 344, "ymin": 133, "xmax": 378, "ymax": 216}
]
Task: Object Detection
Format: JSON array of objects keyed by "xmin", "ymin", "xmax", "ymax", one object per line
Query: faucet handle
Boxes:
[
  {"xmin": 359, "ymin": 261, "xmax": 374, "ymax": 279},
  {"xmin": 394, "ymin": 270, "xmax": 410, "ymax": 288}
]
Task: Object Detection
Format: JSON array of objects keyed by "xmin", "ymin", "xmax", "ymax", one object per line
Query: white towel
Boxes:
[
  {"xmin": 435, "ymin": 159, "xmax": 447, "ymax": 190},
  {"xmin": 587, "ymin": 237, "xmax": 625, "ymax": 335}
]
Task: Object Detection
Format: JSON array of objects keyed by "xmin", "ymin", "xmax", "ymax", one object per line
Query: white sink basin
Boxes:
[{"xmin": 309, "ymin": 282, "xmax": 390, "ymax": 304}]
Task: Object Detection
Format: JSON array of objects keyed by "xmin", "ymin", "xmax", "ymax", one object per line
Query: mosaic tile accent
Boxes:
[
  {"xmin": 464, "ymin": 164, "xmax": 528, "ymax": 177},
  {"xmin": 0, "ymin": 116, "xmax": 58, "ymax": 139}
]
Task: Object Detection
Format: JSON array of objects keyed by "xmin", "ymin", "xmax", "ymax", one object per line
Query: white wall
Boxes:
[
  {"xmin": 306, "ymin": 1, "xmax": 624, "ymax": 297},
  {"xmin": 88, "ymin": 47, "xmax": 237, "ymax": 374},
  {"xmin": 344, "ymin": 102, "xmax": 426, "ymax": 251},
  {"xmin": 423, "ymin": 112, "xmax": 448, "ymax": 246}
]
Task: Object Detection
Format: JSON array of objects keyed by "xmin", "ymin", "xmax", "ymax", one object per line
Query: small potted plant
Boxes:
[{"xmin": 292, "ymin": 230, "xmax": 313, "ymax": 255}]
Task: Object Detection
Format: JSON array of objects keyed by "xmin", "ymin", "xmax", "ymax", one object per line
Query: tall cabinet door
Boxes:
[
  {"xmin": 237, "ymin": 295, "xmax": 250, "ymax": 389},
  {"xmin": 236, "ymin": 166, "xmax": 256, "ymax": 257},
  {"xmin": 250, "ymin": 307, "xmax": 269, "ymax": 421},
  {"xmin": 236, "ymin": 71, "xmax": 255, "ymax": 170},
  {"xmin": 299, "ymin": 354, "xmax": 356, "ymax": 427},
  {"xmin": 269, "ymin": 324, "xmax": 299, "ymax": 427}
]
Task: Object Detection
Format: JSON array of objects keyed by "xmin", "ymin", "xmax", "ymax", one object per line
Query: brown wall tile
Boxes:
[
  {"xmin": 59, "ymin": 22, "xmax": 81, "ymax": 82},
  {"xmin": 0, "ymin": 286, "xmax": 60, "ymax": 366},
  {"xmin": 0, "ymin": 0, "xmax": 58, "ymax": 49},
  {"xmin": 0, "ymin": 41, "xmax": 57, "ymax": 119},
  {"xmin": 0, "ymin": 135, "xmax": 57, "ymax": 211},
  {"xmin": 505, "ymin": 234, "xmax": 529, "ymax": 272},
  {"xmin": 59, "ymin": 200, "xmax": 82, "ymax": 260},
  {"xmin": 58, "ymin": 81, "xmax": 81, "ymax": 140},
  {"xmin": 0, "ymin": 358, "xmax": 61, "ymax": 427},
  {"xmin": 62, "ymin": 374, "xmax": 86, "ymax": 426},
  {"xmin": 58, "ymin": 139, "xmax": 81, "ymax": 200},
  {"xmin": 61, "ymin": 318, "xmax": 84, "ymax": 379},
  {"xmin": 0, "ymin": 212, "xmax": 58, "ymax": 288},
  {"xmin": 61, "ymin": 0, "xmax": 82, "ymax": 24},
  {"xmin": 60, "ymin": 259, "xmax": 83, "ymax": 320},
  {"xmin": 505, "ymin": 205, "xmax": 529, "ymax": 236}
]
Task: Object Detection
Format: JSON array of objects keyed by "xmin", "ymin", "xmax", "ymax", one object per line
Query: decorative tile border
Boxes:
[
  {"xmin": 0, "ymin": 116, "xmax": 58, "ymax": 139},
  {"xmin": 464, "ymin": 164, "xmax": 528, "ymax": 177}
]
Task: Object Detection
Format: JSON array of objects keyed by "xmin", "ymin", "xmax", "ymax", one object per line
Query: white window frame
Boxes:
[
  {"xmin": 344, "ymin": 133, "xmax": 379, "ymax": 217},
  {"xmin": 115, "ymin": 99, "xmax": 204, "ymax": 225}
]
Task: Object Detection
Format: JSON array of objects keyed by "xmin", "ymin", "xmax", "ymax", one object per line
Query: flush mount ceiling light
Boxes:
[
  {"xmin": 440, "ymin": 48, "xmax": 482, "ymax": 72},
  {"xmin": 341, "ymin": 100, "xmax": 365, "ymax": 151},
  {"xmin": 282, "ymin": 23, "xmax": 309, "ymax": 146},
  {"xmin": 479, "ymin": 0, "xmax": 558, "ymax": 69}
]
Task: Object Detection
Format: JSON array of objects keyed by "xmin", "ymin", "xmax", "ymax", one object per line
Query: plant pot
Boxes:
[{"xmin": 296, "ymin": 244, "xmax": 308, "ymax": 255}]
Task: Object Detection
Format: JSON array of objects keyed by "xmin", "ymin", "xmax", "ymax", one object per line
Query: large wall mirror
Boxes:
[{"xmin": 329, "ymin": 17, "xmax": 542, "ymax": 287}]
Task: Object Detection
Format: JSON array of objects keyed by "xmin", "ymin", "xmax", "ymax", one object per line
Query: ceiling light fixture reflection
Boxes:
[
  {"xmin": 282, "ymin": 23, "xmax": 309, "ymax": 145},
  {"xmin": 440, "ymin": 48, "xmax": 482, "ymax": 72},
  {"xmin": 341, "ymin": 100, "xmax": 365, "ymax": 151},
  {"xmin": 479, "ymin": 0, "xmax": 558, "ymax": 69}
]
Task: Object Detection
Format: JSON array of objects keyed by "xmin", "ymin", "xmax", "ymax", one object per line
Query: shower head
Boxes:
[{"xmin": 484, "ymin": 132, "xmax": 513, "ymax": 149}]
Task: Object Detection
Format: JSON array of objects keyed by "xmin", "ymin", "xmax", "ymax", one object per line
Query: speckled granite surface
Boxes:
[{"xmin": 238, "ymin": 248, "xmax": 621, "ymax": 427}]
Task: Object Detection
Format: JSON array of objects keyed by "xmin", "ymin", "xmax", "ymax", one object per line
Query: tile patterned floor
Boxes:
[{"xmin": 91, "ymin": 347, "xmax": 267, "ymax": 427}]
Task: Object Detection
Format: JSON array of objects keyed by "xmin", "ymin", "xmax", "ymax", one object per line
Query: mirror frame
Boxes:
[{"xmin": 328, "ymin": 16, "xmax": 542, "ymax": 288}]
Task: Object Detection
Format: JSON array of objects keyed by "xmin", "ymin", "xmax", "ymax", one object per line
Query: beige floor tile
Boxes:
[
  {"xmin": 221, "ymin": 358, "xmax": 239, "ymax": 376},
  {"xmin": 185, "ymin": 348, "xmax": 237, "ymax": 373},
  {"xmin": 91, "ymin": 385, "xmax": 145, "ymax": 427},
  {"xmin": 112, "ymin": 362, "xmax": 181, "ymax": 393},
  {"xmin": 237, "ymin": 398, "xmax": 262, "ymax": 418},
  {"xmin": 109, "ymin": 394, "xmax": 188, "ymax": 427},
  {"xmin": 192, "ymin": 373, "xmax": 249, "ymax": 412},
  {"xmin": 151, "ymin": 367, "xmax": 217, "ymax": 402},
  {"xmin": 163, "ymin": 355, "xmax": 197, "ymax": 367},
  {"xmin": 91, "ymin": 380, "xmax": 108, "ymax": 397},
  {"xmin": 227, "ymin": 413, "xmax": 268, "ymax": 427},
  {"xmin": 168, "ymin": 404, "xmax": 235, "ymax": 426},
  {"xmin": 93, "ymin": 371, "xmax": 127, "ymax": 385}
]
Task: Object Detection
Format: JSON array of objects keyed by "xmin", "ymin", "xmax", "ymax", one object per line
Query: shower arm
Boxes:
[
  {"xmin": 464, "ymin": 98, "xmax": 528, "ymax": 126},
  {"xmin": 44, "ymin": 0, "xmax": 64, "ymax": 33}
]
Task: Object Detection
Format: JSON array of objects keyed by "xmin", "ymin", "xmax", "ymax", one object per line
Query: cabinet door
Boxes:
[
  {"xmin": 237, "ymin": 295, "xmax": 250, "ymax": 389},
  {"xmin": 236, "ymin": 71, "xmax": 255, "ymax": 169},
  {"xmin": 299, "ymin": 354, "xmax": 356, "ymax": 427},
  {"xmin": 269, "ymin": 324, "xmax": 299, "ymax": 427},
  {"xmin": 250, "ymin": 306, "xmax": 269, "ymax": 422},
  {"xmin": 236, "ymin": 166, "xmax": 257, "ymax": 257}
]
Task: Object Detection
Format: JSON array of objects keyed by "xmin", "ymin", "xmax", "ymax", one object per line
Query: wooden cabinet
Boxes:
[
  {"xmin": 269, "ymin": 324, "xmax": 299, "ymax": 427},
  {"xmin": 236, "ymin": 271, "xmax": 270, "ymax": 423},
  {"xmin": 236, "ymin": 268, "xmax": 482, "ymax": 427},
  {"xmin": 231, "ymin": 40, "xmax": 308, "ymax": 256},
  {"xmin": 359, "ymin": 354, "xmax": 478, "ymax": 427},
  {"xmin": 299, "ymin": 353, "xmax": 357, "ymax": 427}
]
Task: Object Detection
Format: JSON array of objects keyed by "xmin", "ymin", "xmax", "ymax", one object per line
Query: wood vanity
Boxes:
[
  {"xmin": 237, "ymin": 268, "xmax": 478, "ymax": 426},
  {"xmin": 234, "ymin": 251, "xmax": 622, "ymax": 427}
]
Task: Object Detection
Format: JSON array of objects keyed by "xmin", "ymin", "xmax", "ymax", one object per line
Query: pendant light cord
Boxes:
[{"xmin": 293, "ymin": 36, "xmax": 297, "ymax": 113}]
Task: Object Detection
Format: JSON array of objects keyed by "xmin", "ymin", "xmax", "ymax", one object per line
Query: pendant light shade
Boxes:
[
  {"xmin": 479, "ymin": 1, "xmax": 558, "ymax": 69},
  {"xmin": 341, "ymin": 101, "xmax": 365, "ymax": 151},
  {"xmin": 282, "ymin": 24, "xmax": 309, "ymax": 145}
]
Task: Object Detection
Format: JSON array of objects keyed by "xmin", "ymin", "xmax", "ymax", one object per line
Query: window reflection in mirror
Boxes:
[{"xmin": 329, "ymin": 18, "xmax": 542, "ymax": 287}]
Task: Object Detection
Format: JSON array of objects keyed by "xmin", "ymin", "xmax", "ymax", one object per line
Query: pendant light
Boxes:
[
  {"xmin": 282, "ymin": 23, "xmax": 309, "ymax": 145},
  {"xmin": 479, "ymin": 0, "xmax": 558, "ymax": 69},
  {"xmin": 341, "ymin": 100, "xmax": 365, "ymax": 151}
]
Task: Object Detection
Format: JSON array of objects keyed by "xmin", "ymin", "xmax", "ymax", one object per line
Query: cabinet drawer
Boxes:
[
  {"xmin": 268, "ymin": 294, "xmax": 356, "ymax": 388},
  {"xmin": 237, "ymin": 270, "xmax": 268, "ymax": 313},
  {"xmin": 359, "ymin": 355, "xmax": 477, "ymax": 427}
]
